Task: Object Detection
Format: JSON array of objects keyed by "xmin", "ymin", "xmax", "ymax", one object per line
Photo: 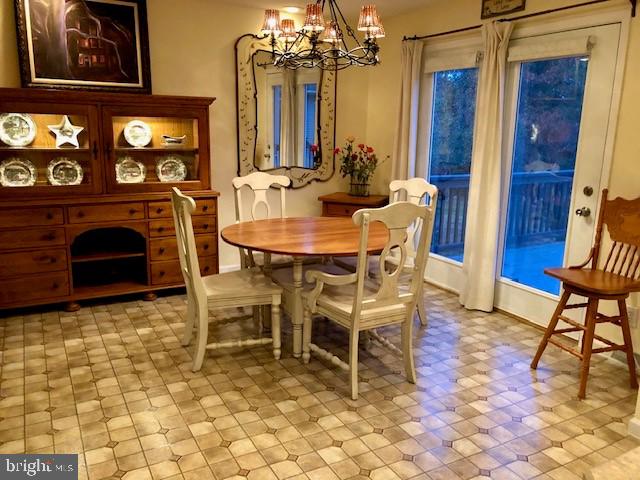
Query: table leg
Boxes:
[{"xmin": 292, "ymin": 256, "xmax": 304, "ymax": 358}]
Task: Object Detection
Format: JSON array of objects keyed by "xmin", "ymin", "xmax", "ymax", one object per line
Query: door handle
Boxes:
[{"xmin": 575, "ymin": 207, "xmax": 591, "ymax": 217}]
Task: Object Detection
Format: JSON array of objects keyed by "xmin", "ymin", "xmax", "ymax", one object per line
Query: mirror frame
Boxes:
[{"xmin": 235, "ymin": 34, "xmax": 337, "ymax": 188}]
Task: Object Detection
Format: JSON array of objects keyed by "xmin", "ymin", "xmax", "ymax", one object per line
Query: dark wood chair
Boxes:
[{"xmin": 531, "ymin": 189, "xmax": 639, "ymax": 399}]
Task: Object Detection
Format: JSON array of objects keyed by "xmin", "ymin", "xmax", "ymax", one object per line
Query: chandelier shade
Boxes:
[
  {"xmin": 258, "ymin": 0, "xmax": 384, "ymax": 71},
  {"xmin": 261, "ymin": 9, "xmax": 282, "ymax": 36}
]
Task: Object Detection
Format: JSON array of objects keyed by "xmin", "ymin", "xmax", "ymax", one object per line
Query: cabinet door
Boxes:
[
  {"xmin": 102, "ymin": 105, "xmax": 210, "ymax": 193},
  {"xmin": 0, "ymin": 102, "xmax": 102, "ymax": 197}
]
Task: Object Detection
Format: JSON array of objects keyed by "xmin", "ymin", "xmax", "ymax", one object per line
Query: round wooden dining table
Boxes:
[{"xmin": 221, "ymin": 217, "xmax": 389, "ymax": 358}]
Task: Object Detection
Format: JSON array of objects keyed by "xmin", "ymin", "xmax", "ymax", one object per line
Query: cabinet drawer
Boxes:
[
  {"xmin": 0, "ymin": 272, "xmax": 69, "ymax": 305},
  {"xmin": 0, "ymin": 249, "xmax": 67, "ymax": 278},
  {"xmin": 0, "ymin": 207, "xmax": 63, "ymax": 227},
  {"xmin": 0, "ymin": 228, "xmax": 65, "ymax": 250},
  {"xmin": 149, "ymin": 235, "xmax": 216, "ymax": 261},
  {"xmin": 325, "ymin": 203, "xmax": 362, "ymax": 217},
  {"xmin": 68, "ymin": 203, "xmax": 145, "ymax": 223},
  {"xmin": 149, "ymin": 198, "xmax": 216, "ymax": 218},
  {"xmin": 149, "ymin": 216, "xmax": 216, "ymax": 238},
  {"xmin": 151, "ymin": 256, "xmax": 218, "ymax": 285}
]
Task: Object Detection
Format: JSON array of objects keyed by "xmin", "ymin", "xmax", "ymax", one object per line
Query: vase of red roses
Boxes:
[{"xmin": 335, "ymin": 136, "xmax": 378, "ymax": 197}]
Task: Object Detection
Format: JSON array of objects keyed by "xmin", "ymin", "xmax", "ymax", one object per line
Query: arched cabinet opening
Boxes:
[{"xmin": 70, "ymin": 226, "xmax": 147, "ymax": 295}]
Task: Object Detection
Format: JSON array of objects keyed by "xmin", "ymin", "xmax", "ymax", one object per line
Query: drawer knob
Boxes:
[
  {"xmin": 158, "ymin": 227, "xmax": 165, "ymax": 233},
  {"xmin": 203, "ymin": 244, "xmax": 209, "ymax": 250},
  {"xmin": 46, "ymin": 212, "xmax": 54, "ymax": 220},
  {"xmin": 203, "ymin": 224, "xmax": 209, "ymax": 229},
  {"xmin": 202, "ymin": 205, "xmax": 209, "ymax": 212},
  {"xmin": 156, "ymin": 208, "xmax": 164, "ymax": 214},
  {"xmin": 159, "ymin": 271, "xmax": 165, "ymax": 277},
  {"xmin": 159, "ymin": 248, "xmax": 165, "ymax": 254},
  {"xmin": 52, "ymin": 283, "xmax": 59, "ymax": 289},
  {"xmin": 129, "ymin": 209, "xmax": 137, "ymax": 215},
  {"xmin": 203, "ymin": 266, "xmax": 210, "ymax": 273},
  {"xmin": 77, "ymin": 211, "xmax": 85, "ymax": 218},
  {"xmin": 43, "ymin": 233, "xmax": 55, "ymax": 241}
]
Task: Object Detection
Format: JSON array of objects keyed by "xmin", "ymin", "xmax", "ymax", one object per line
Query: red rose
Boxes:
[
  {"xmin": 310, "ymin": 144, "xmax": 319, "ymax": 153},
  {"xmin": 334, "ymin": 147, "xmax": 341, "ymax": 155},
  {"xmin": 367, "ymin": 147, "xmax": 374, "ymax": 153},
  {"xmin": 358, "ymin": 143, "xmax": 365, "ymax": 150}
]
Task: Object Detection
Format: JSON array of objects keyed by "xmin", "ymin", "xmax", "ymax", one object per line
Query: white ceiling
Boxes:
[{"xmin": 225, "ymin": 0, "xmax": 440, "ymax": 18}]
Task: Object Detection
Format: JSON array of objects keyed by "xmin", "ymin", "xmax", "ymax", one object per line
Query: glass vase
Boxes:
[{"xmin": 349, "ymin": 179, "xmax": 370, "ymax": 197}]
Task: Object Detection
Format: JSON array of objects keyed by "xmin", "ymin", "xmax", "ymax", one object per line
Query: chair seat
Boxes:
[
  {"xmin": 544, "ymin": 267, "xmax": 640, "ymax": 296},
  {"xmin": 202, "ymin": 268, "xmax": 282, "ymax": 301},
  {"xmin": 304, "ymin": 281, "xmax": 412, "ymax": 328}
]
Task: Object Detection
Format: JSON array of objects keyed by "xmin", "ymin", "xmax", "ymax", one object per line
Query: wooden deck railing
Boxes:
[{"xmin": 430, "ymin": 170, "xmax": 574, "ymax": 256}]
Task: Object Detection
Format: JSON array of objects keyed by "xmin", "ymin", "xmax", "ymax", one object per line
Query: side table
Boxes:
[{"xmin": 318, "ymin": 192, "xmax": 389, "ymax": 217}]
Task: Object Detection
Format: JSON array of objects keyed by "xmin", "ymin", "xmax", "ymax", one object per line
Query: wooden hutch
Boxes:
[{"xmin": 0, "ymin": 88, "xmax": 219, "ymax": 311}]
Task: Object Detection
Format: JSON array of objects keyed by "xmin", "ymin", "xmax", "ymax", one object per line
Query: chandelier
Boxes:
[{"xmin": 260, "ymin": 1, "xmax": 384, "ymax": 70}]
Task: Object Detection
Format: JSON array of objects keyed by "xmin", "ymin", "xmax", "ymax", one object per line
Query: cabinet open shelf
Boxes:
[
  {"xmin": 72, "ymin": 251, "xmax": 146, "ymax": 263},
  {"xmin": 114, "ymin": 147, "xmax": 199, "ymax": 153},
  {"xmin": 0, "ymin": 147, "xmax": 92, "ymax": 152},
  {"xmin": 72, "ymin": 281, "xmax": 151, "ymax": 300}
]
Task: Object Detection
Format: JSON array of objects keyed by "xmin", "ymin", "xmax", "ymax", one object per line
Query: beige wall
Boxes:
[{"xmin": 0, "ymin": 0, "xmax": 369, "ymax": 269}]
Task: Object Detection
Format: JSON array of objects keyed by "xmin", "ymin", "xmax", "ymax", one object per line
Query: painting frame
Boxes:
[{"xmin": 14, "ymin": 0, "xmax": 152, "ymax": 94}]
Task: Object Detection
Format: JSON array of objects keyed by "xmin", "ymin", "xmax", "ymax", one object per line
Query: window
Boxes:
[
  {"xmin": 272, "ymin": 85, "xmax": 282, "ymax": 168},
  {"xmin": 427, "ymin": 68, "xmax": 479, "ymax": 261},
  {"xmin": 302, "ymin": 83, "xmax": 317, "ymax": 168}
]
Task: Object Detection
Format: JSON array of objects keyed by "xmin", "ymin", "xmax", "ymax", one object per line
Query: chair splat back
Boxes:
[
  {"xmin": 592, "ymin": 189, "xmax": 640, "ymax": 280},
  {"xmin": 171, "ymin": 188, "xmax": 206, "ymax": 302},
  {"xmin": 352, "ymin": 202, "xmax": 435, "ymax": 312},
  {"xmin": 232, "ymin": 171, "xmax": 290, "ymax": 221},
  {"xmin": 389, "ymin": 179, "xmax": 438, "ymax": 262}
]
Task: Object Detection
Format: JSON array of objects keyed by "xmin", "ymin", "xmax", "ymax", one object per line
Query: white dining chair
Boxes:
[
  {"xmin": 232, "ymin": 171, "xmax": 292, "ymax": 271},
  {"xmin": 302, "ymin": 201, "xmax": 436, "ymax": 400},
  {"xmin": 334, "ymin": 178, "xmax": 438, "ymax": 325},
  {"xmin": 172, "ymin": 187, "xmax": 283, "ymax": 371}
]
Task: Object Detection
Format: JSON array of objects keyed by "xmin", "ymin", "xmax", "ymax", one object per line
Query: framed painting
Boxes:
[{"xmin": 14, "ymin": 0, "xmax": 151, "ymax": 93}]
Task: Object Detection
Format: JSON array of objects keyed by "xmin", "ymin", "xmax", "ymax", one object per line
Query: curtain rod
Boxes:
[{"xmin": 402, "ymin": 0, "xmax": 629, "ymax": 42}]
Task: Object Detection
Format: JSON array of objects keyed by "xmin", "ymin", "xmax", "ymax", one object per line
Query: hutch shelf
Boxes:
[{"xmin": 0, "ymin": 88, "xmax": 218, "ymax": 312}]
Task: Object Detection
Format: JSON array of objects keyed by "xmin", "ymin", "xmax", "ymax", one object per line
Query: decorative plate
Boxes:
[
  {"xmin": 0, "ymin": 113, "xmax": 37, "ymax": 147},
  {"xmin": 156, "ymin": 155, "xmax": 187, "ymax": 182},
  {"xmin": 123, "ymin": 120, "xmax": 152, "ymax": 148},
  {"xmin": 0, "ymin": 157, "xmax": 37, "ymax": 187},
  {"xmin": 115, "ymin": 156, "xmax": 146, "ymax": 184},
  {"xmin": 47, "ymin": 157, "xmax": 83, "ymax": 186}
]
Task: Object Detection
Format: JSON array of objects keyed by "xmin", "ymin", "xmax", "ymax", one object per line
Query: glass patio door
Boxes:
[{"xmin": 495, "ymin": 24, "xmax": 621, "ymax": 325}]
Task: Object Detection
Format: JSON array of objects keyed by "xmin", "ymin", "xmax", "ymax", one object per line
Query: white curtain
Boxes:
[
  {"xmin": 459, "ymin": 21, "xmax": 513, "ymax": 312},
  {"xmin": 392, "ymin": 40, "xmax": 424, "ymax": 180},
  {"xmin": 281, "ymin": 69, "xmax": 296, "ymax": 167}
]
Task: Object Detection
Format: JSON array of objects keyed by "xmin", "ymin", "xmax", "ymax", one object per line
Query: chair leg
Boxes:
[
  {"xmin": 578, "ymin": 298, "xmax": 598, "ymax": 399},
  {"xmin": 531, "ymin": 289, "xmax": 571, "ymax": 369},
  {"xmin": 618, "ymin": 299, "xmax": 639, "ymax": 389},
  {"xmin": 192, "ymin": 304, "xmax": 209, "ymax": 372},
  {"xmin": 401, "ymin": 315, "xmax": 416, "ymax": 384},
  {"xmin": 349, "ymin": 329, "xmax": 360, "ymax": 400},
  {"xmin": 271, "ymin": 300, "xmax": 281, "ymax": 360},
  {"xmin": 417, "ymin": 283, "xmax": 427, "ymax": 327},
  {"xmin": 302, "ymin": 307, "xmax": 312, "ymax": 364},
  {"xmin": 182, "ymin": 299, "xmax": 195, "ymax": 346}
]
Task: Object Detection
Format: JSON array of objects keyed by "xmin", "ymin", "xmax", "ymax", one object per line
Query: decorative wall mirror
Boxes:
[{"xmin": 235, "ymin": 34, "xmax": 337, "ymax": 188}]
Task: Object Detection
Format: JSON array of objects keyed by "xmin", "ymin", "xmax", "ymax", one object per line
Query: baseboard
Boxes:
[
  {"xmin": 629, "ymin": 417, "xmax": 640, "ymax": 440},
  {"xmin": 219, "ymin": 264, "xmax": 241, "ymax": 273}
]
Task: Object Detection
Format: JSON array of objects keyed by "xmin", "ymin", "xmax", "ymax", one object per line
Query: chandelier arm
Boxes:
[{"xmin": 331, "ymin": 0, "xmax": 362, "ymax": 45}]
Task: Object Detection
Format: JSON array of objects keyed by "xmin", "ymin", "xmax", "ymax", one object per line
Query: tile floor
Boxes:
[{"xmin": 0, "ymin": 288, "xmax": 638, "ymax": 480}]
